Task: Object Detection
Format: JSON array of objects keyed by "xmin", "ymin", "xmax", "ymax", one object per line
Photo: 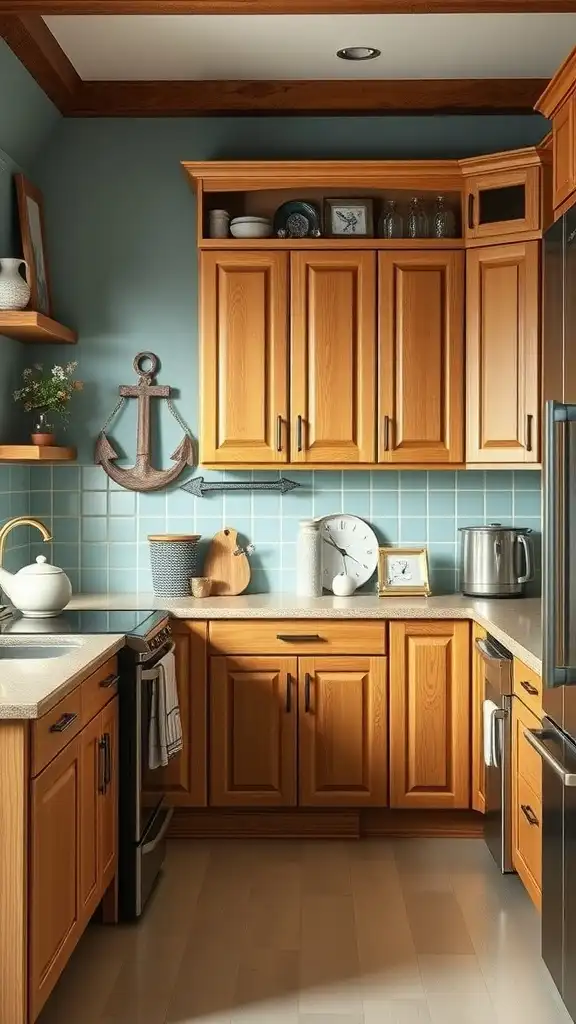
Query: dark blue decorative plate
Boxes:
[{"xmin": 273, "ymin": 200, "xmax": 322, "ymax": 238}]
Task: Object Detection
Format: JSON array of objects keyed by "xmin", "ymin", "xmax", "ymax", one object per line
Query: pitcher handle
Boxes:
[
  {"xmin": 517, "ymin": 533, "xmax": 534, "ymax": 584},
  {"xmin": 18, "ymin": 259, "xmax": 30, "ymax": 284}
]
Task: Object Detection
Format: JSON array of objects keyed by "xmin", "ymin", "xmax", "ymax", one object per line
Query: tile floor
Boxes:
[{"xmin": 38, "ymin": 837, "xmax": 571, "ymax": 1024}]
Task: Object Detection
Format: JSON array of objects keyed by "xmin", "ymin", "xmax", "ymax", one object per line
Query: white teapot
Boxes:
[{"xmin": 0, "ymin": 556, "xmax": 72, "ymax": 617}]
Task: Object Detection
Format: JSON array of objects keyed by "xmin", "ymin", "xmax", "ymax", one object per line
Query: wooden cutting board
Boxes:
[{"xmin": 204, "ymin": 528, "xmax": 251, "ymax": 596}]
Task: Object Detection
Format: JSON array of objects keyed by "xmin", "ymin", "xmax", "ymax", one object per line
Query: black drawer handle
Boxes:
[
  {"xmin": 521, "ymin": 680, "xmax": 539, "ymax": 697},
  {"xmin": 49, "ymin": 711, "xmax": 77, "ymax": 734},
  {"xmin": 304, "ymin": 672, "xmax": 312, "ymax": 713},
  {"xmin": 521, "ymin": 803, "xmax": 540, "ymax": 827},
  {"xmin": 286, "ymin": 673, "xmax": 292, "ymax": 713},
  {"xmin": 99, "ymin": 673, "xmax": 119, "ymax": 689},
  {"xmin": 98, "ymin": 736, "xmax": 107, "ymax": 794},
  {"xmin": 276, "ymin": 634, "xmax": 323, "ymax": 643}
]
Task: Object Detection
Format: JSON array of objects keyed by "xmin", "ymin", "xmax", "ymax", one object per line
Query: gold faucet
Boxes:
[{"xmin": 0, "ymin": 517, "xmax": 52, "ymax": 567}]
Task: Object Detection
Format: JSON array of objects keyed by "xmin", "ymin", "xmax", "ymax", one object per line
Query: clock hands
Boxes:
[{"xmin": 322, "ymin": 534, "xmax": 363, "ymax": 568}]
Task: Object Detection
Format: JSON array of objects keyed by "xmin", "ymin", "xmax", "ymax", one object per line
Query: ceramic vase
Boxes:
[
  {"xmin": 0, "ymin": 258, "xmax": 30, "ymax": 310},
  {"xmin": 296, "ymin": 519, "xmax": 322, "ymax": 598}
]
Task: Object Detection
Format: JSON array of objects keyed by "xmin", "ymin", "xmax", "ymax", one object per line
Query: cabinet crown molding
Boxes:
[{"xmin": 536, "ymin": 45, "xmax": 576, "ymax": 118}]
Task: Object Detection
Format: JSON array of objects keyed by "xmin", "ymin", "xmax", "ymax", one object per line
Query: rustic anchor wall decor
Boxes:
[{"xmin": 95, "ymin": 352, "xmax": 195, "ymax": 492}]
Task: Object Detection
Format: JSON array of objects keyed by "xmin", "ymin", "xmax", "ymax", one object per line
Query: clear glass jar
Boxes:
[
  {"xmin": 407, "ymin": 197, "xmax": 429, "ymax": 239},
  {"xmin": 296, "ymin": 519, "xmax": 322, "ymax": 597},
  {"xmin": 380, "ymin": 199, "xmax": 403, "ymax": 239},
  {"xmin": 432, "ymin": 196, "xmax": 456, "ymax": 239}
]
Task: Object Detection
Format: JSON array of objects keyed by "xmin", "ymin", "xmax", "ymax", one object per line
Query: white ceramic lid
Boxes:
[{"xmin": 17, "ymin": 555, "xmax": 63, "ymax": 576}]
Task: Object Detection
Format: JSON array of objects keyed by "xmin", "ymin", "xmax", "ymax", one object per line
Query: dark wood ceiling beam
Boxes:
[
  {"xmin": 0, "ymin": 14, "xmax": 81, "ymax": 111},
  {"xmin": 0, "ymin": 0, "xmax": 574, "ymax": 12},
  {"xmin": 68, "ymin": 78, "xmax": 548, "ymax": 115}
]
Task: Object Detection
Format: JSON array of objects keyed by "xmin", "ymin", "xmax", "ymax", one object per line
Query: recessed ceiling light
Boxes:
[{"xmin": 336, "ymin": 46, "xmax": 381, "ymax": 61}]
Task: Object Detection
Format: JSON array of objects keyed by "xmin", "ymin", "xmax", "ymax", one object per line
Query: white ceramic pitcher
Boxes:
[{"xmin": 0, "ymin": 258, "xmax": 30, "ymax": 310}]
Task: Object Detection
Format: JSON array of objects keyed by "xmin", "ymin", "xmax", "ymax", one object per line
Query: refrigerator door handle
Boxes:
[{"xmin": 544, "ymin": 400, "xmax": 576, "ymax": 687}]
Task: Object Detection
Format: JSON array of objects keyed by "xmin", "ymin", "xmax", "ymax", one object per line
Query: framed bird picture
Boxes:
[
  {"xmin": 378, "ymin": 547, "xmax": 431, "ymax": 597},
  {"xmin": 324, "ymin": 198, "xmax": 374, "ymax": 238}
]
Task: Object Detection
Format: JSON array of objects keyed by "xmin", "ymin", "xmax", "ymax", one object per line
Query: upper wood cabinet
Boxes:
[
  {"xmin": 537, "ymin": 48, "xmax": 576, "ymax": 214},
  {"xmin": 389, "ymin": 621, "xmax": 470, "ymax": 810},
  {"xmin": 378, "ymin": 250, "xmax": 463, "ymax": 464},
  {"xmin": 30, "ymin": 737, "xmax": 82, "ymax": 1021},
  {"xmin": 210, "ymin": 655, "xmax": 297, "ymax": 807},
  {"xmin": 200, "ymin": 251, "xmax": 288, "ymax": 464},
  {"xmin": 471, "ymin": 623, "xmax": 487, "ymax": 814},
  {"xmin": 461, "ymin": 150, "xmax": 542, "ymax": 243},
  {"xmin": 466, "ymin": 241, "xmax": 540, "ymax": 464},
  {"xmin": 291, "ymin": 251, "xmax": 376, "ymax": 464},
  {"xmin": 143, "ymin": 622, "xmax": 207, "ymax": 807},
  {"xmin": 298, "ymin": 656, "xmax": 387, "ymax": 807}
]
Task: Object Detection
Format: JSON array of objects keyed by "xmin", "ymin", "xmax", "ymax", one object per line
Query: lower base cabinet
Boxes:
[
  {"xmin": 389, "ymin": 621, "xmax": 471, "ymax": 809},
  {"xmin": 512, "ymin": 696, "xmax": 542, "ymax": 910}
]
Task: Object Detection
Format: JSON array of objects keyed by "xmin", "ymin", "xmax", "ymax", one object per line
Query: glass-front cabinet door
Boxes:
[{"xmin": 461, "ymin": 151, "xmax": 541, "ymax": 243}]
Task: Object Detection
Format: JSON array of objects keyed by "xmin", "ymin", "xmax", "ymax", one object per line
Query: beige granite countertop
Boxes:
[
  {"xmin": 0, "ymin": 634, "xmax": 124, "ymax": 720},
  {"xmin": 68, "ymin": 592, "xmax": 542, "ymax": 674}
]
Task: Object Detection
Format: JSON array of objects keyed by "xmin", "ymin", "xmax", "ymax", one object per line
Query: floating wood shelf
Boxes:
[
  {"xmin": 0, "ymin": 446, "xmax": 77, "ymax": 462},
  {"xmin": 199, "ymin": 237, "xmax": 465, "ymax": 250},
  {"xmin": 0, "ymin": 312, "xmax": 77, "ymax": 344}
]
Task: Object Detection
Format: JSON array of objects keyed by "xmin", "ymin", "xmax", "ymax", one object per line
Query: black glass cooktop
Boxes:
[{"xmin": 0, "ymin": 609, "xmax": 166, "ymax": 637}]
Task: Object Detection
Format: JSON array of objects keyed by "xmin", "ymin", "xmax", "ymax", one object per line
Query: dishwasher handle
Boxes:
[{"xmin": 524, "ymin": 728, "xmax": 576, "ymax": 787}]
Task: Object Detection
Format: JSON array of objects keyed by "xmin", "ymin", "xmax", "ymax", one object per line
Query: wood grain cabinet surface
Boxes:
[
  {"xmin": 199, "ymin": 250, "xmax": 289, "ymax": 464},
  {"xmin": 471, "ymin": 622, "xmax": 487, "ymax": 814},
  {"xmin": 378, "ymin": 250, "xmax": 463, "ymax": 464},
  {"xmin": 143, "ymin": 622, "xmax": 207, "ymax": 807},
  {"xmin": 553, "ymin": 96, "xmax": 576, "ymax": 212},
  {"xmin": 290, "ymin": 251, "xmax": 376, "ymax": 464},
  {"xmin": 466, "ymin": 241, "xmax": 540, "ymax": 464},
  {"xmin": 298, "ymin": 656, "xmax": 387, "ymax": 807},
  {"xmin": 512, "ymin": 696, "xmax": 542, "ymax": 910},
  {"xmin": 389, "ymin": 621, "xmax": 471, "ymax": 809},
  {"xmin": 463, "ymin": 165, "xmax": 541, "ymax": 243}
]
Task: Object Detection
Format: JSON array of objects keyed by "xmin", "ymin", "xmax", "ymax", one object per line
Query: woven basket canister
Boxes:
[{"xmin": 148, "ymin": 534, "xmax": 201, "ymax": 598}]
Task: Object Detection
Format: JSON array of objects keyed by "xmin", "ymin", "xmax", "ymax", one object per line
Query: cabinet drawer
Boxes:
[
  {"xmin": 514, "ymin": 774, "xmax": 542, "ymax": 906},
  {"xmin": 32, "ymin": 688, "xmax": 83, "ymax": 777},
  {"xmin": 209, "ymin": 620, "xmax": 386, "ymax": 656},
  {"xmin": 513, "ymin": 659, "xmax": 542, "ymax": 718},
  {"xmin": 514, "ymin": 699, "xmax": 542, "ymax": 799},
  {"xmin": 81, "ymin": 656, "xmax": 119, "ymax": 727}
]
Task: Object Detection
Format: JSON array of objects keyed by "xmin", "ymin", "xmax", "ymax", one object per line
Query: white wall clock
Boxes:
[{"xmin": 319, "ymin": 515, "xmax": 379, "ymax": 593}]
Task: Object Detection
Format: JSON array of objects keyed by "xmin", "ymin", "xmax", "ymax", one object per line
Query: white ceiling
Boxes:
[{"xmin": 44, "ymin": 13, "xmax": 576, "ymax": 82}]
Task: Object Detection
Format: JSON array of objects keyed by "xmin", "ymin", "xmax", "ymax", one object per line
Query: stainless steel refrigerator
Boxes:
[{"xmin": 525, "ymin": 208, "xmax": 576, "ymax": 1021}]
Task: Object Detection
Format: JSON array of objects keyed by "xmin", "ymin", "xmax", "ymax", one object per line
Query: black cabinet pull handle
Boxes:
[
  {"xmin": 297, "ymin": 415, "xmax": 304, "ymax": 453},
  {"xmin": 521, "ymin": 680, "xmax": 539, "ymax": 697},
  {"xmin": 304, "ymin": 672, "xmax": 312, "ymax": 713},
  {"xmin": 98, "ymin": 736, "xmax": 107, "ymax": 794},
  {"xmin": 276, "ymin": 414, "xmax": 283, "ymax": 453},
  {"xmin": 99, "ymin": 673, "xmax": 119, "ymax": 689},
  {"xmin": 526, "ymin": 414, "xmax": 533, "ymax": 453},
  {"xmin": 285, "ymin": 674, "xmax": 292, "ymax": 713},
  {"xmin": 276, "ymin": 634, "xmax": 322, "ymax": 642},
  {"xmin": 468, "ymin": 193, "xmax": 475, "ymax": 230},
  {"xmin": 521, "ymin": 804, "xmax": 539, "ymax": 827},
  {"xmin": 105, "ymin": 733, "xmax": 112, "ymax": 787},
  {"xmin": 49, "ymin": 711, "xmax": 77, "ymax": 734},
  {"xmin": 383, "ymin": 415, "xmax": 390, "ymax": 452}
]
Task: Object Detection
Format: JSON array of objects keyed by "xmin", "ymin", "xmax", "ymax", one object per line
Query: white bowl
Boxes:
[
  {"xmin": 231, "ymin": 215, "xmax": 271, "ymax": 224},
  {"xmin": 230, "ymin": 221, "xmax": 273, "ymax": 238}
]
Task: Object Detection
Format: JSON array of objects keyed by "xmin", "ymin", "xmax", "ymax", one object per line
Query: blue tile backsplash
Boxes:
[{"xmin": 14, "ymin": 465, "xmax": 542, "ymax": 597}]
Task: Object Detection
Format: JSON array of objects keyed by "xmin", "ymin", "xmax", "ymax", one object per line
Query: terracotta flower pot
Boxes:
[{"xmin": 31, "ymin": 431, "xmax": 56, "ymax": 447}]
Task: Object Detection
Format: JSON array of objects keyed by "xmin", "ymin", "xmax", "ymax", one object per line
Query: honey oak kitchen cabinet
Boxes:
[{"xmin": 389, "ymin": 621, "xmax": 471, "ymax": 809}]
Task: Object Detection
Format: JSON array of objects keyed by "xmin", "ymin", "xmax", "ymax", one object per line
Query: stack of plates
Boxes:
[{"xmin": 230, "ymin": 215, "xmax": 272, "ymax": 239}]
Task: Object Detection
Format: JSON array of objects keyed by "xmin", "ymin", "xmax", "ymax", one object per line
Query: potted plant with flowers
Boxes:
[{"xmin": 13, "ymin": 361, "xmax": 83, "ymax": 446}]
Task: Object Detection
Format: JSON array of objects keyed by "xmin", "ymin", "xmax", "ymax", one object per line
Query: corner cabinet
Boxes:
[
  {"xmin": 466, "ymin": 241, "xmax": 540, "ymax": 464},
  {"xmin": 378, "ymin": 250, "xmax": 463, "ymax": 463}
]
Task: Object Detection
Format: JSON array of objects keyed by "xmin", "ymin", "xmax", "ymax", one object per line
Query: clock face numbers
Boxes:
[{"xmin": 320, "ymin": 515, "xmax": 379, "ymax": 592}]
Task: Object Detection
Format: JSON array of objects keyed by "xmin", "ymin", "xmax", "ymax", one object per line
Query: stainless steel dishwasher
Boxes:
[{"xmin": 476, "ymin": 634, "xmax": 514, "ymax": 872}]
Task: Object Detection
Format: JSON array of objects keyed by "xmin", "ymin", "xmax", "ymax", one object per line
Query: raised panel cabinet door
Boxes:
[
  {"xmin": 378, "ymin": 250, "xmax": 464, "ymax": 464},
  {"xmin": 512, "ymin": 697, "xmax": 542, "ymax": 910},
  {"xmin": 472, "ymin": 623, "xmax": 487, "ymax": 814},
  {"xmin": 99, "ymin": 698, "xmax": 118, "ymax": 891},
  {"xmin": 79, "ymin": 713, "xmax": 102, "ymax": 925},
  {"xmin": 210, "ymin": 656, "xmax": 297, "ymax": 806},
  {"xmin": 389, "ymin": 621, "xmax": 470, "ymax": 809},
  {"xmin": 553, "ymin": 96, "xmax": 576, "ymax": 211},
  {"xmin": 466, "ymin": 241, "xmax": 540, "ymax": 464},
  {"xmin": 143, "ymin": 623, "xmax": 207, "ymax": 806},
  {"xmin": 200, "ymin": 251, "xmax": 288, "ymax": 464},
  {"xmin": 298, "ymin": 656, "xmax": 387, "ymax": 807},
  {"xmin": 30, "ymin": 737, "xmax": 82, "ymax": 1020},
  {"xmin": 290, "ymin": 251, "xmax": 376, "ymax": 464}
]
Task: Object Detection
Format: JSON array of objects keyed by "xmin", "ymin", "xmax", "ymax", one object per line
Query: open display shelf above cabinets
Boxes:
[
  {"xmin": 0, "ymin": 312, "xmax": 77, "ymax": 345},
  {"xmin": 0, "ymin": 446, "xmax": 77, "ymax": 462}
]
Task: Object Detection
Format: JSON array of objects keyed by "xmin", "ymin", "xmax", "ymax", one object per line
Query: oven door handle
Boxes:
[
  {"xmin": 524, "ymin": 728, "xmax": 576, "ymax": 787},
  {"xmin": 475, "ymin": 637, "xmax": 510, "ymax": 663},
  {"xmin": 141, "ymin": 807, "xmax": 174, "ymax": 855},
  {"xmin": 140, "ymin": 641, "xmax": 175, "ymax": 680},
  {"xmin": 491, "ymin": 708, "xmax": 507, "ymax": 769}
]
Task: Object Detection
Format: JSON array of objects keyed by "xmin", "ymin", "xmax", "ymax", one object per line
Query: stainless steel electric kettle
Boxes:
[{"xmin": 459, "ymin": 523, "xmax": 534, "ymax": 597}]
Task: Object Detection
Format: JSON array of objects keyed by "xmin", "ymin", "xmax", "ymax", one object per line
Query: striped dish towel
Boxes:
[{"xmin": 148, "ymin": 650, "xmax": 183, "ymax": 769}]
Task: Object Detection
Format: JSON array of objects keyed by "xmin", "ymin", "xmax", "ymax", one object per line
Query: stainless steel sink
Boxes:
[{"xmin": 0, "ymin": 641, "xmax": 82, "ymax": 660}]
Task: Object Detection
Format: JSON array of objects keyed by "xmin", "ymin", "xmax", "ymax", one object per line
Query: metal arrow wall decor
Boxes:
[
  {"xmin": 95, "ymin": 352, "xmax": 195, "ymax": 492},
  {"xmin": 181, "ymin": 476, "xmax": 301, "ymax": 499}
]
